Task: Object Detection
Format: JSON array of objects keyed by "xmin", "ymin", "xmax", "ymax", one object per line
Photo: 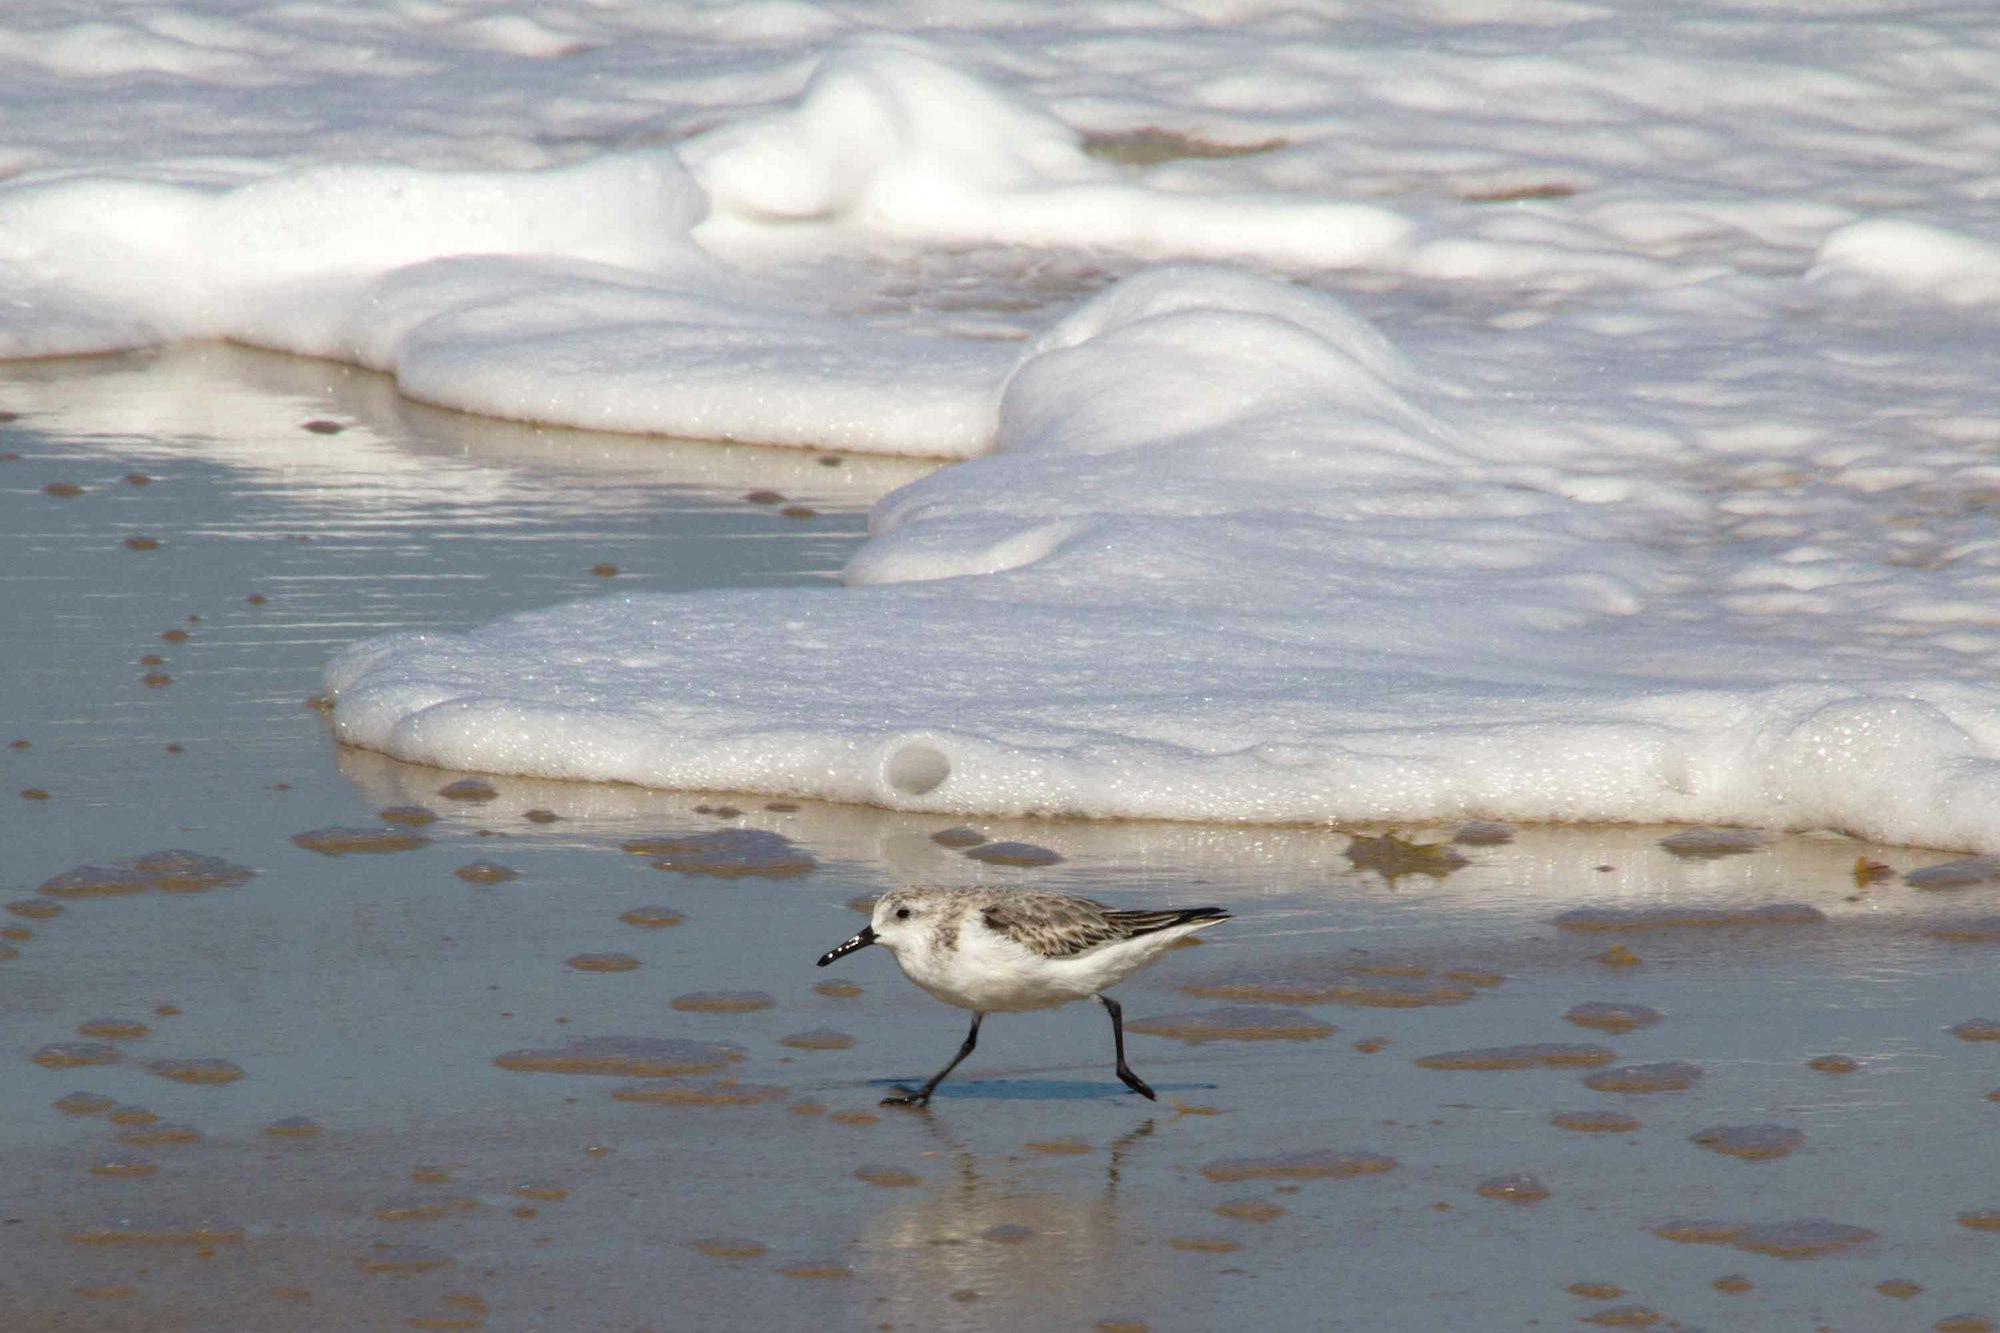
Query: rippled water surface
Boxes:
[{"xmin": 4, "ymin": 348, "xmax": 1998, "ymax": 1332}]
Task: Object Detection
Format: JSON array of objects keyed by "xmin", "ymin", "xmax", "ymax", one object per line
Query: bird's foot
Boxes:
[
  {"xmin": 1117, "ymin": 1067, "xmax": 1158, "ymax": 1101},
  {"xmin": 880, "ymin": 1086, "xmax": 931, "ymax": 1108}
]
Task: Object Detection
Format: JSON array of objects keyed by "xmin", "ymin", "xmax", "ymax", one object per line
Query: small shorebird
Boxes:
[{"xmin": 816, "ymin": 886, "xmax": 1229, "ymax": 1106}]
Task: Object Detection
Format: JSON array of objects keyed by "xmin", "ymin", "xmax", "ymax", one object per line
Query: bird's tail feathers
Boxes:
[{"xmin": 1104, "ymin": 905, "xmax": 1230, "ymax": 938}]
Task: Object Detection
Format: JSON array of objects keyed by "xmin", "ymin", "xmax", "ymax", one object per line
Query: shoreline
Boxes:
[{"xmin": 5, "ymin": 349, "xmax": 1997, "ymax": 1331}]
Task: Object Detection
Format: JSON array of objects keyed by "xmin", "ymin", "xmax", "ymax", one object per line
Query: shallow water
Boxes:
[{"xmin": 4, "ymin": 352, "xmax": 1999, "ymax": 1331}]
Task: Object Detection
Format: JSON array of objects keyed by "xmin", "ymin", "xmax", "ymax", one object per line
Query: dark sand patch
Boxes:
[
  {"xmin": 291, "ymin": 827, "xmax": 429, "ymax": 856},
  {"xmin": 1214, "ymin": 1199, "xmax": 1285, "ymax": 1222},
  {"xmin": 1080, "ymin": 126, "xmax": 1287, "ymax": 165},
  {"xmin": 1475, "ymin": 1174, "xmax": 1548, "ymax": 1203},
  {"xmin": 1583, "ymin": 1062, "xmax": 1703, "ymax": 1094},
  {"xmin": 1417, "ymin": 1044, "xmax": 1615, "ymax": 1071},
  {"xmin": 1550, "ymin": 1110, "xmax": 1640, "ymax": 1133},
  {"xmin": 610, "ymin": 1080, "xmax": 786, "ymax": 1106},
  {"xmin": 1200, "ymin": 1150, "xmax": 1396, "ymax": 1182},
  {"xmin": 493, "ymin": 1036, "xmax": 743, "ymax": 1077},
  {"xmin": 625, "ymin": 828, "xmax": 816, "ymax": 878},
  {"xmin": 40, "ymin": 850, "xmax": 253, "ymax": 895},
  {"xmin": 145, "ymin": 1057, "xmax": 245, "ymax": 1084},
  {"xmin": 619, "ymin": 905, "xmax": 684, "ymax": 928},
  {"xmin": 1689, "ymin": 1124, "xmax": 1803, "ymax": 1161},
  {"xmin": 962, "ymin": 840, "xmax": 1063, "ymax": 867},
  {"xmin": 54, "ymin": 1092, "xmax": 116, "ymax": 1115},
  {"xmin": 1127, "ymin": 1006, "xmax": 1333, "ymax": 1043},
  {"xmin": 1563, "ymin": 1002, "xmax": 1661, "ymax": 1034},
  {"xmin": 671, "ymin": 991, "xmax": 775, "ymax": 1012},
  {"xmin": 567, "ymin": 953, "xmax": 640, "ymax": 972},
  {"xmin": 1659, "ymin": 826, "xmax": 1774, "ymax": 859},
  {"xmin": 778, "ymin": 1028, "xmax": 854, "ymax": 1050},
  {"xmin": 1906, "ymin": 856, "xmax": 2000, "ymax": 889}
]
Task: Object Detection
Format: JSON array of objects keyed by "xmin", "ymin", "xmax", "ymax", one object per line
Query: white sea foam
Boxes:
[
  {"xmin": 1808, "ymin": 218, "xmax": 2000, "ymax": 309},
  {"xmin": 682, "ymin": 40, "xmax": 1412, "ymax": 270},
  {"xmin": 6, "ymin": 7, "xmax": 2000, "ymax": 847},
  {"xmin": 0, "ymin": 145, "xmax": 1008, "ymax": 453},
  {"xmin": 324, "ymin": 262, "xmax": 2000, "ymax": 849}
]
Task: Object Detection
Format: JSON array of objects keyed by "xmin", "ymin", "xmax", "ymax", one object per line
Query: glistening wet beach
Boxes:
[{"xmin": 5, "ymin": 351, "xmax": 1999, "ymax": 1330}]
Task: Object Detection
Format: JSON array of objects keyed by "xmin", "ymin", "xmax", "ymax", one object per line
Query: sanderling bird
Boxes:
[{"xmin": 816, "ymin": 886, "xmax": 1229, "ymax": 1107}]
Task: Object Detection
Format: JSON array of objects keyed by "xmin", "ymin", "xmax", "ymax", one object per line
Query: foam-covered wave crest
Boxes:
[
  {"xmin": 682, "ymin": 39, "xmax": 1411, "ymax": 269},
  {"xmin": 0, "ymin": 144, "xmax": 1010, "ymax": 455},
  {"xmin": 326, "ymin": 268, "xmax": 2000, "ymax": 850}
]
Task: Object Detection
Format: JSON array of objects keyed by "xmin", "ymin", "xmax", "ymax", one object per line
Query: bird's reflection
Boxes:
[{"xmin": 857, "ymin": 1113, "xmax": 1174, "ymax": 1327}]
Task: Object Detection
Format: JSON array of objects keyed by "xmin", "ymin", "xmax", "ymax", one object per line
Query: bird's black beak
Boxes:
[{"xmin": 816, "ymin": 924, "xmax": 876, "ymax": 967}]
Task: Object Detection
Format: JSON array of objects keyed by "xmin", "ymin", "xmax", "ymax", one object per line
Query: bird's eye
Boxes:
[{"xmin": 894, "ymin": 907, "xmax": 912, "ymax": 920}]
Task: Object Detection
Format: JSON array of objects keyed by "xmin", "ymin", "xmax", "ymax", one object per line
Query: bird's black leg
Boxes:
[
  {"xmin": 883, "ymin": 1012, "xmax": 983, "ymax": 1108},
  {"xmin": 1099, "ymin": 994, "xmax": 1156, "ymax": 1100}
]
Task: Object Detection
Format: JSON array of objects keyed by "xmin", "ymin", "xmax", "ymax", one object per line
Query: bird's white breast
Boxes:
[{"xmin": 890, "ymin": 915, "xmax": 1203, "ymax": 1013}]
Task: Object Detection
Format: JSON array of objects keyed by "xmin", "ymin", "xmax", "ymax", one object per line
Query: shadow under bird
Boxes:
[{"xmin": 816, "ymin": 886, "xmax": 1230, "ymax": 1106}]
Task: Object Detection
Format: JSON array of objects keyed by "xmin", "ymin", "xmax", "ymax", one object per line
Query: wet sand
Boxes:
[{"xmin": 4, "ymin": 346, "xmax": 1999, "ymax": 1331}]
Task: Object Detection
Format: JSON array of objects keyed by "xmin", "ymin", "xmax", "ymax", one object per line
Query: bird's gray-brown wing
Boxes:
[{"xmin": 981, "ymin": 894, "xmax": 1228, "ymax": 960}]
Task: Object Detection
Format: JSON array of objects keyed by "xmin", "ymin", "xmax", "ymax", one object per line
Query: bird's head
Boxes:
[{"xmin": 815, "ymin": 889, "xmax": 931, "ymax": 966}]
